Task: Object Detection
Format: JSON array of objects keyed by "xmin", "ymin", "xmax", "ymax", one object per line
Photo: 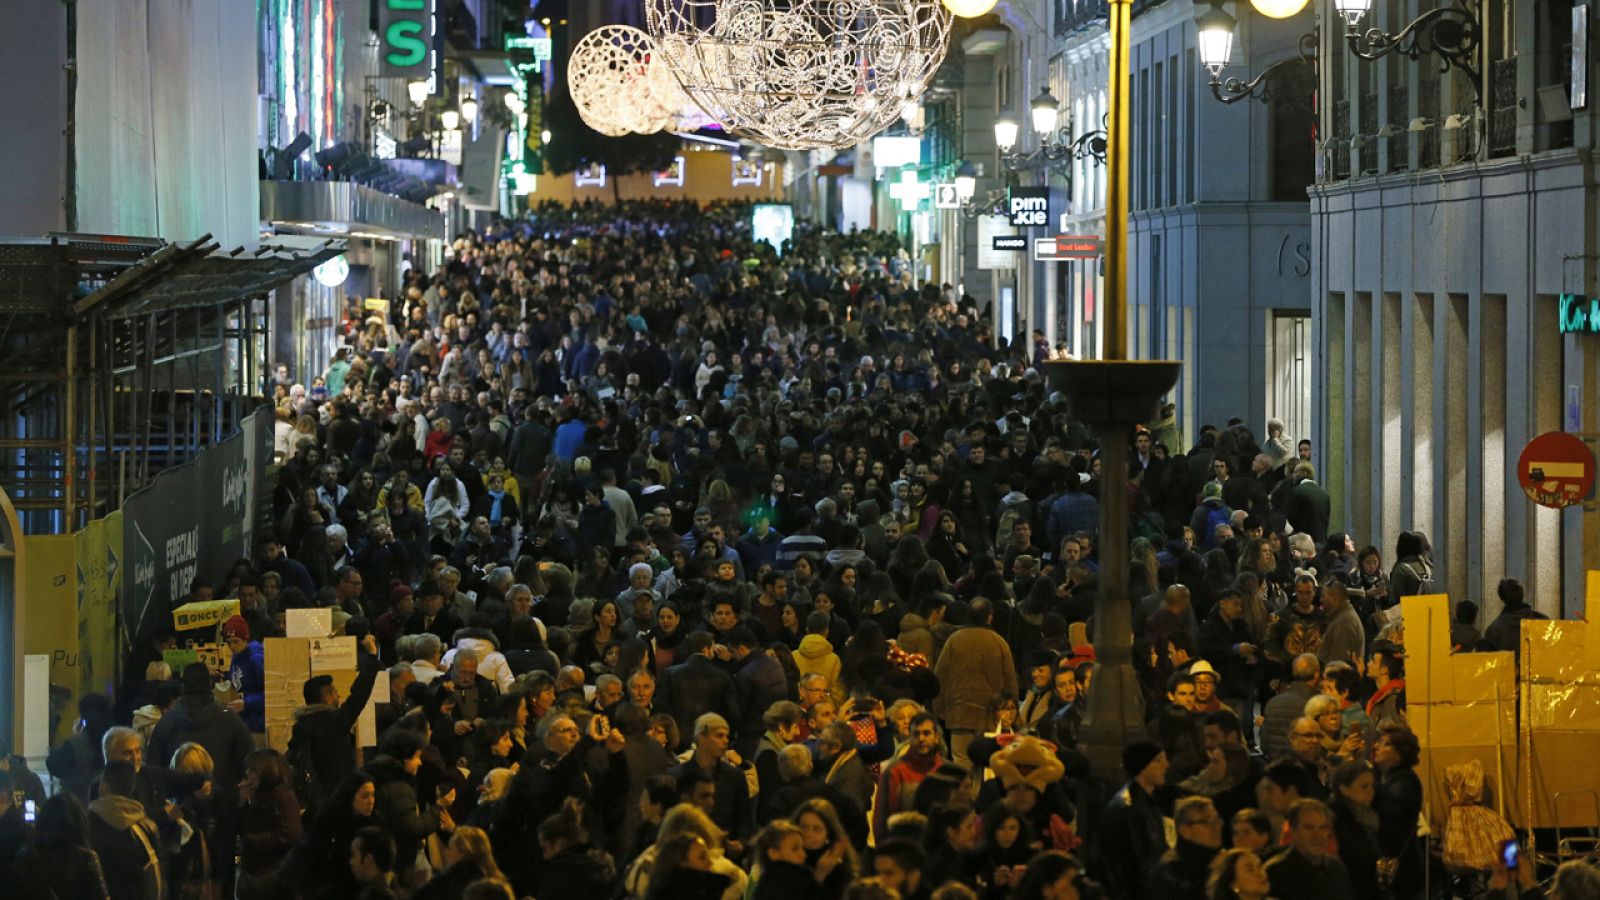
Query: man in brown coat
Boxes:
[{"xmin": 932, "ymin": 598, "xmax": 1019, "ymax": 767}]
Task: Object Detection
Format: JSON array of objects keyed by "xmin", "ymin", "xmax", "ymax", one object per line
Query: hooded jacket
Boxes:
[
  {"xmin": 229, "ymin": 640, "xmax": 266, "ymax": 732},
  {"xmin": 130, "ymin": 705, "xmax": 164, "ymax": 744},
  {"xmin": 366, "ymin": 754, "xmax": 439, "ymax": 872},
  {"xmin": 440, "ymin": 628, "xmax": 515, "ymax": 692},
  {"xmin": 88, "ymin": 794, "xmax": 163, "ymax": 900},
  {"xmin": 147, "ymin": 693, "xmax": 253, "ymax": 802},
  {"xmin": 288, "ymin": 647, "xmax": 379, "ymax": 814},
  {"xmin": 793, "ymin": 634, "xmax": 843, "ymax": 699}
]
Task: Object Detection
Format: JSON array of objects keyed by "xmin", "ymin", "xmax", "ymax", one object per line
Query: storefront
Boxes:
[{"xmin": 261, "ymin": 181, "xmax": 446, "ymax": 379}]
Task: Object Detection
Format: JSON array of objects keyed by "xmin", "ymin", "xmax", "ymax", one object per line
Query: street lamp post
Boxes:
[{"xmin": 1045, "ymin": 0, "xmax": 1182, "ymax": 783}]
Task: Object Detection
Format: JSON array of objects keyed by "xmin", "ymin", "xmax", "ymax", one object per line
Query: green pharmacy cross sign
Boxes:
[
  {"xmin": 381, "ymin": 0, "xmax": 434, "ymax": 76},
  {"xmin": 1560, "ymin": 293, "xmax": 1600, "ymax": 335}
]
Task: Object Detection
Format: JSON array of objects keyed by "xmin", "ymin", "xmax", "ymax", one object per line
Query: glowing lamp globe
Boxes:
[
  {"xmin": 1249, "ymin": 0, "xmax": 1310, "ymax": 18},
  {"xmin": 313, "ymin": 255, "xmax": 350, "ymax": 288},
  {"xmin": 942, "ymin": 0, "xmax": 997, "ymax": 17}
]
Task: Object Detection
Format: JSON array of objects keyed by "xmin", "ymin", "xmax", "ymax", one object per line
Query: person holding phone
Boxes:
[{"xmin": 0, "ymin": 769, "xmax": 28, "ymax": 879}]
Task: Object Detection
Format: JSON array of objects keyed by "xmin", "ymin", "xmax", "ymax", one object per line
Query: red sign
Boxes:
[
  {"xmin": 1034, "ymin": 235, "xmax": 1104, "ymax": 261},
  {"xmin": 1518, "ymin": 431, "xmax": 1596, "ymax": 509}
]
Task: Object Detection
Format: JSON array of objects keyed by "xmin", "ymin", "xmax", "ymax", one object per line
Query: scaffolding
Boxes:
[{"xmin": 0, "ymin": 233, "xmax": 343, "ymax": 533}]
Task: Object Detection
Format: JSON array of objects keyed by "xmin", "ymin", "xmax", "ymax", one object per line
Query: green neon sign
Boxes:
[
  {"xmin": 380, "ymin": 0, "xmax": 433, "ymax": 75},
  {"xmin": 1560, "ymin": 294, "xmax": 1600, "ymax": 334}
]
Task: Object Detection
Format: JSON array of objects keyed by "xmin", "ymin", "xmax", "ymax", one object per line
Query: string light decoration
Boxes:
[
  {"xmin": 646, "ymin": 0, "xmax": 953, "ymax": 150},
  {"xmin": 567, "ymin": 25, "xmax": 688, "ymax": 136}
]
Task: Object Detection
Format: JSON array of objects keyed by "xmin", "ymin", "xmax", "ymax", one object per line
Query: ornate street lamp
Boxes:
[
  {"xmin": 1196, "ymin": 4, "xmax": 1316, "ymax": 106},
  {"xmin": 997, "ymin": 88, "xmax": 1107, "ymax": 172},
  {"xmin": 1336, "ymin": 0, "xmax": 1482, "ymax": 95}
]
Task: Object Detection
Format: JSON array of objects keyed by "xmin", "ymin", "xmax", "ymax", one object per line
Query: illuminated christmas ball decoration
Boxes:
[{"xmin": 646, "ymin": 0, "xmax": 953, "ymax": 150}]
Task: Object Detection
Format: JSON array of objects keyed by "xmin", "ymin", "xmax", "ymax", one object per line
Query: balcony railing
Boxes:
[{"xmin": 1489, "ymin": 57, "xmax": 1517, "ymax": 158}]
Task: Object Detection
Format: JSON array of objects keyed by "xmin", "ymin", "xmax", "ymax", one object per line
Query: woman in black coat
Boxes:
[
  {"xmin": 532, "ymin": 799, "xmax": 618, "ymax": 900},
  {"xmin": 1329, "ymin": 761, "xmax": 1383, "ymax": 900},
  {"xmin": 276, "ymin": 771, "xmax": 377, "ymax": 900},
  {"xmin": 1374, "ymin": 723, "xmax": 1426, "ymax": 900},
  {"xmin": 14, "ymin": 794, "xmax": 111, "ymax": 900}
]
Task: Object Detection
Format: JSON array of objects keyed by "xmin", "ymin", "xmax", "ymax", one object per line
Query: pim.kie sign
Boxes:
[{"xmin": 1008, "ymin": 187, "xmax": 1050, "ymax": 227}]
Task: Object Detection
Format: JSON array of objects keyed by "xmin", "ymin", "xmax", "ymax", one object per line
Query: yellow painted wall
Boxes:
[
  {"xmin": 21, "ymin": 513, "xmax": 123, "ymax": 744},
  {"xmin": 21, "ymin": 535, "xmax": 76, "ymax": 742},
  {"xmin": 527, "ymin": 147, "xmax": 786, "ymax": 205}
]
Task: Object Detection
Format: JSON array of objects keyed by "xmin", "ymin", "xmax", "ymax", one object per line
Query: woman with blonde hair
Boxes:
[
  {"xmin": 414, "ymin": 826, "xmax": 507, "ymax": 900},
  {"xmin": 624, "ymin": 803, "xmax": 749, "ymax": 900},
  {"xmin": 166, "ymin": 734, "xmax": 220, "ymax": 892}
]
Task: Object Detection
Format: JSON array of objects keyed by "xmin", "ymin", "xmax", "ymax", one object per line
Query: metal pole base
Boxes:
[{"xmin": 1044, "ymin": 358, "xmax": 1183, "ymax": 781}]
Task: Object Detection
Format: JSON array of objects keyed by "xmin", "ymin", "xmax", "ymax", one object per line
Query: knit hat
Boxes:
[
  {"xmin": 1027, "ymin": 649, "xmax": 1058, "ymax": 669},
  {"xmin": 390, "ymin": 581, "xmax": 415, "ymax": 608},
  {"xmin": 221, "ymin": 615, "xmax": 250, "ymax": 643},
  {"xmin": 1121, "ymin": 739, "xmax": 1165, "ymax": 779}
]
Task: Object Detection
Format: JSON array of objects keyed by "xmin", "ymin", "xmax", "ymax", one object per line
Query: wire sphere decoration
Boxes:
[
  {"xmin": 646, "ymin": 0, "xmax": 953, "ymax": 150},
  {"xmin": 568, "ymin": 25, "xmax": 681, "ymax": 136}
]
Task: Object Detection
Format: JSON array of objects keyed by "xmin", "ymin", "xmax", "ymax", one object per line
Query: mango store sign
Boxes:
[{"xmin": 1560, "ymin": 293, "xmax": 1600, "ymax": 334}]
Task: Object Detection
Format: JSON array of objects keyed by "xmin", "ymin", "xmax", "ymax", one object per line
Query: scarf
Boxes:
[
  {"xmin": 487, "ymin": 489, "xmax": 506, "ymax": 522},
  {"xmin": 1366, "ymin": 678, "xmax": 1405, "ymax": 717},
  {"xmin": 825, "ymin": 747, "xmax": 859, "ymax": 784}
]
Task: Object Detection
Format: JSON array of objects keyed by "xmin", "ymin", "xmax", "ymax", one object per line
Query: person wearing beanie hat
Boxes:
[
  {"xmin": 1101, "ymin": 738, "xmax": 1170, "ymax": 898},
  {"xmin": 372, "ymin": 582, "xmax": 415, "ymax": 665},
  {"xmin": 222, "ymin": 615, "xmax": 265, "ymax": 733}
]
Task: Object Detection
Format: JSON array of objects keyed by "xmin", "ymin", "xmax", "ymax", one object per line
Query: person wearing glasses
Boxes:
[{"xmin": 1149, "ymin": 796, "xmax": 1225, "ymax": 898}]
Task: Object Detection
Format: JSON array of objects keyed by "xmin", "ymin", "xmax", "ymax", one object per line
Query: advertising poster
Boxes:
[{"xmin": 124, "ymin": 407, "xmax": 272, "ymax": 651}]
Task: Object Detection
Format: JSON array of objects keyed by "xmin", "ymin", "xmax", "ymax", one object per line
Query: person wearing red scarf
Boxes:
[{"xmin": 1365, "ymin": 646, "xmax": 1406, "ymax": 721}]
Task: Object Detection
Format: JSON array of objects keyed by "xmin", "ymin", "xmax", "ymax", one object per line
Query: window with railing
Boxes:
[{"xmin": 1536, "ymin": 0, "xmax": 1576, "ymax": 152}]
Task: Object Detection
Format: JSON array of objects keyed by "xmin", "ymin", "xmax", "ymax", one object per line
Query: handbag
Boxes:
[{"xmin": 178, "ymin": 830, "xmax": 221, "ymax": 900}]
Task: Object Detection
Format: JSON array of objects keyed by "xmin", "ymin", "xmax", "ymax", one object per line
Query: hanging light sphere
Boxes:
[
  {"xmin": 569, "ymin": 25, "xmax": 692, "ymax": 136},
  {"xmin": 646, "ymin": 0, "xmax": 953, "ymax": 150},
  {"xmin": 941, "ymin": 0, "xmax": 997, "ymax": 17},
  {"xmin": 1250, "ymin": 0, "xmax": 1311, "ymax": 18}
]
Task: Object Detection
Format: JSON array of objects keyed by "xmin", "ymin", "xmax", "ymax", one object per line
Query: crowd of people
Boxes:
[{"xmin": 3, "ymin": 199, "xmax": 1592, "ymax": 900}]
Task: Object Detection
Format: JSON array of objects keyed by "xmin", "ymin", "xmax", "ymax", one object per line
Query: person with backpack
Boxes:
[
  {"xmin": 1388, "ymin": 531, "xmax": 1436, "ymax": 601},
  {"xmin": 288, "ymin": 634, "xmax": 381, "ymax": 815},
  {"xmin": 1187, "ymin": 481, "xmax": 1234, "ymax": 552},
  {"xmin": 87, "ymin": 761, "xmax": 164, "ymax": 900}
]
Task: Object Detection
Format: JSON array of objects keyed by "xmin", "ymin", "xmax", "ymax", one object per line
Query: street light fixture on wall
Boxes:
[
  {"xmin": 1334, "ymin": 0, "xmax": 1482, "ymax": 96},
  {"xmin": 1196, "ymin": 4, "xmax": 1317, "ymax": 106},
  {"xmin": 995, "ymin": 88, "xmax": 1108, "ymax": 172}
]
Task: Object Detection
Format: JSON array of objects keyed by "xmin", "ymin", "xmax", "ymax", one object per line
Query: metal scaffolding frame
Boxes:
[{"xmin": 0, "ymin": 233, "xmax": 343, "ymax": 533}]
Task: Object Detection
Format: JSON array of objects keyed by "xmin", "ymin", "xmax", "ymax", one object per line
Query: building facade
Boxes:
[
  {"xmin": 1047, "ymin": 0, "xmax": 1316, "ymax": 447},
  {"xmin": 1311, "ymin": 0, "xmax": 1592, "ymax": 618}
]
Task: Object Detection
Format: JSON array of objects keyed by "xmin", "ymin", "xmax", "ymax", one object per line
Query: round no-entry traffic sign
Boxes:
[{"xmin": 1518, "ymin": 431, "xmax": 1596, "ymax": 509}]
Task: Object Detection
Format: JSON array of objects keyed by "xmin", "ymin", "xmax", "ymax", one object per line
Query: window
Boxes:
[{"xmin": 1271, "ymin": 68, "xmax": 1317, "ymax": 200}]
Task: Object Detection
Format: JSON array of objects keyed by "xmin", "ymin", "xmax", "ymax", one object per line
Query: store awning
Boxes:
[
  {"xmin": 71, "ymin": 234, "xmax": 346, "ymax": 319},
  {"xmin": 261, "ymin": 180, "xmax": 447, "ymax": 241}
]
